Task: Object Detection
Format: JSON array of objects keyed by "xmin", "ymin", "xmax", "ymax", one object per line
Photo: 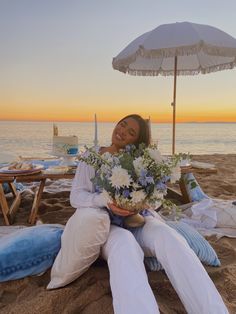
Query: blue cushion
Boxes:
[
  {"xmin": 182, "ymin": 173, "xmax": 209, "ymax": 202},
  {"xmin": 0, "ymin": 224, "xmax": 64, "ymax": 282},
  {"xmin": 3, "ymin": 182, "xmax": 25, "ymax": 193},
  {"xmin": 144, "ymin": 221, "xmax": 220, "ymax": 272}
]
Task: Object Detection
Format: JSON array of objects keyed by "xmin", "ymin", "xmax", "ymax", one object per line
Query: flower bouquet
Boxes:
[{"xmin": 80, "ymin": 144, "xmax": 181, "ymax": 227}]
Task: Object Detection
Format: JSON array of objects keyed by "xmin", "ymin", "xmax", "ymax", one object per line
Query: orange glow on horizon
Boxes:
[
  {"xmin": 1, "ymin": 99, "xmax": 236, "ymax": 123},
  {"xmin": 1, "ymin": 111, "xmax": 236, "ymax": 123}
]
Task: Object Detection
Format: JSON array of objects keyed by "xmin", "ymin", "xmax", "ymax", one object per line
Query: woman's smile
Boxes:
[
  {"xmin": 114, "ymin": 132, "xmax": 124, "ymax": 141},
  {"xmin": 112, "ymin": 117, "xmax": 140, "ymax": 149}
]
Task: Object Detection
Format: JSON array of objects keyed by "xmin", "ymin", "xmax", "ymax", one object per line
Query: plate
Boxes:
[
  {"xmin": 191, "ymin": 161, "xmax": 216, "ymax": 169},
  {"xmin": 0, "ymin": 164, "xmax": 44, "ymax": 176},
  {"xmin": 180, "ymin": 162, "xmax": 191, "ymax": 167},
  {"xmin": 43, "ymin": 166, "xmax": 70, "ymax": 174}
]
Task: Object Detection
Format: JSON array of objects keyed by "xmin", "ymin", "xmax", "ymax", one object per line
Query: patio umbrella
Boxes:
[{"xmin": 112, "ymin": 21, "xmax": 236, "ymax": 154}]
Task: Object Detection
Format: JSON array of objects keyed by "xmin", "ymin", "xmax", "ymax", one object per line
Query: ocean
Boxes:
[{"xmin": 0, "ymin": 121, "xmax": 236, "ymax": 162}]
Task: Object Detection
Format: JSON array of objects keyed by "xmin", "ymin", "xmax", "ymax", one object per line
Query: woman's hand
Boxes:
[{"xmin": 108, "ymin": 203, "xmax": 134, "ymax": 217}]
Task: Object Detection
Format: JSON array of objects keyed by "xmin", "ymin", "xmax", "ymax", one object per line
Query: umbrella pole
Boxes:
[{"xmin": 172, "ymin": 56, "xmax": 177, "ymax": 155}]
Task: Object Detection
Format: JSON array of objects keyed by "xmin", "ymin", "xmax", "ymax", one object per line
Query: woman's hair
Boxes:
[{"xmin": 117, "ymin": 114, "xmax": 151, "ymax": 147}]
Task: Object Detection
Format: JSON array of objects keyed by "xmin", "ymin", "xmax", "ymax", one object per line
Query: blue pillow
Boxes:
[
  {"xmin": 3, "ymin": 182, "xmax": 25, "ymax": 193},
  {"xmin": 182, "ymin": 173, "xmax": 209, "ymax": 202},
  {"xmin": 0, "ymin": 224, "xmax": 64, "ymax": 282},
  {"xmin": 144, "ymin": 221, "xmax": 220, "ymax": 272}
]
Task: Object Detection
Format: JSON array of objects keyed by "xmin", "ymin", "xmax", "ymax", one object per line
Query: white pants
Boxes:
[
  {"xmin": 48, "ymin": 207, "xmax": 111, "ymax": 289},
  {"xmin": 50, "ymin": 208, "xmax": 228, "ymax": 313},
  {"xmin": 102, "ymin": 225, "xmax": 159, "ymax": 314},
  {"xmin": 102, "ymin": 216, "xmax": 229, "ymax": 314}
]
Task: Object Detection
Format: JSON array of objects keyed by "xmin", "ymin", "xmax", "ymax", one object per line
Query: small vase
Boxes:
[{"xmin": 124, "ymin": 213, "xmax": 145, "ymax": 228}]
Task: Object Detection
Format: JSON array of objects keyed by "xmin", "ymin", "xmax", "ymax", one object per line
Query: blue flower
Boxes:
[
  {"xmin": 162, "ymin": 175, "xmax": 170, "ymax": 183},
  {"xmin": 122, "ymin": 189, "xmax": 130, "ymax": 198},
  {"xmin": 156, "ymin": 181, "xmax": 166, "ymax": 191},
  {"xmin": 95, "ymin": 185, "xmax": 102, "ymax": 193},
  {"xmin": 139, "ymin": 169, "xmax": 154, "ymax": 186},
  {"xmin": 125, "ymin": 145, "xmax": 132, "ymax": 152},
  {"xmin": 113, "ymin": 156, "xmax": 120, "ymax": 165},
  {"xmin": 146, "ymin": 176, "xmax": 155, "ymax": 184}
]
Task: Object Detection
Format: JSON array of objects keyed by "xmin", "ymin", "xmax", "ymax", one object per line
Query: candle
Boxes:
[
  {"xmin": 145, "ymin": 117, "xmax": 152, "ymax": 143},
  {"xmin": 53, "ymin": 124, "xmax": 58, "ymax": 136},
  {"xmin": 94, "ymin": 114, "xmax": 98, "ymax": 146}
]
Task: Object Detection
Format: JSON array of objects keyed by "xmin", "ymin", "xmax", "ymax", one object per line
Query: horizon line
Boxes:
[{"xmin": 0, "ymin": 119, "xmax": 236, "ymax": 124}]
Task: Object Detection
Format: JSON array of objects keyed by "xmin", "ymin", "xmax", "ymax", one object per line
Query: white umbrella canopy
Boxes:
[{"xmin": 112, "ymin": 21, "xmax": 236, "ymax": 154}]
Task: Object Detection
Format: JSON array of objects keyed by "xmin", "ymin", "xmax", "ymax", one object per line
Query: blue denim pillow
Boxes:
[
  {"xmin": 3, "ymin": 182, "xmax": 25, "ymax": 193},
  {"xmin": 144, "ymin": 221, "xmax": 220, "ymax": 272},
  {"xmin": 0, "ymin": 224, "xmax": 64, "ymax": 282},
  {"xmin": 182, "ymin": 173, "xmax": 209, "ymax": 202}
]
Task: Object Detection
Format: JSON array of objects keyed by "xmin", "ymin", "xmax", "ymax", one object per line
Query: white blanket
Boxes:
[{"xmin": 180, "ymin": 198, "xmax": 236, "ymax": 238}]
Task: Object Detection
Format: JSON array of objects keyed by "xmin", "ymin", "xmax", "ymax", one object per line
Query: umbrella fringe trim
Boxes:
[
  {"xmin": 125, "ymin": 61, "xmax": 236, "ymax": 76},
  {"xmin": 112, "ymin": 44, "xmax": 236, "ymax": 74}
]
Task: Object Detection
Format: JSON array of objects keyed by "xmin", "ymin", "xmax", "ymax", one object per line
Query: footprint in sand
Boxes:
[{"xmin": 0, "ymin": 290, "xmax": 17, "ymax": 304}]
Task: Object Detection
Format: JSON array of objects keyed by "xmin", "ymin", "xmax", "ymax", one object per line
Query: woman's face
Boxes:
[{"xmin": 112, "ymin": 117, "xmax": 140, "ymax": 149}]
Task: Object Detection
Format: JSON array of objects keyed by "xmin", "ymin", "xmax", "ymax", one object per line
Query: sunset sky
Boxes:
[{"xmin": 1, "ymin": 0, "xmax": 236, "ymax": 123}]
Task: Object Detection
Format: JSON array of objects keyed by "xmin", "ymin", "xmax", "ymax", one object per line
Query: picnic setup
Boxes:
[
  {"xmin": 0, "ymin": 152, "xmax": 218, "ymax": 226},
  {"xmin": 1, "ymin": 133, "xmax": 236, "ymax": 313},
  {"xmin": 1, "ymin": 7, "xmax": 236, "ymax": 313}
]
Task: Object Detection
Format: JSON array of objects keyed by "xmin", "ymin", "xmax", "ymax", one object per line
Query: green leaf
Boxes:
[{"xmin": 190, "ymin": 182, "xmax": 198, "ymax": 189}]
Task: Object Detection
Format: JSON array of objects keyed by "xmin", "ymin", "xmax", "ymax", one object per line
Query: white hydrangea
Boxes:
[
  {"xmin": 133, "ymin": 157, "xmax": 145, "ymax": 176},
  {"xmin": 170, "ymin": 166, "xmax": 181, "ymax": 183},
  {"xmin": 147, "ymin": 148, "xmax": 164, "ymax": 163},
  {"xmin": 130, "ymin": 190, "xmax": 146, "ymax": 204},
  {"xmin": 109, "ymin": 166, "xmax": 131, "ymax": 188}
]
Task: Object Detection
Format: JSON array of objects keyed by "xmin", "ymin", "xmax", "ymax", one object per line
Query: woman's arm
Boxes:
[{"xmin": 70, "ymin": 161, "xmax": 108, "ymax": 209}]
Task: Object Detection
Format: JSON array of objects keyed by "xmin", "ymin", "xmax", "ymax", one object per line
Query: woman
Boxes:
[{"xmin": 48, "ymin": 114, "xmax": 228, "ymax": 314}]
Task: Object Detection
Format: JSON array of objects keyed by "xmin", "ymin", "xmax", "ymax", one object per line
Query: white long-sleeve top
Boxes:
[{"xmin": 70, "ymin": 161, "xmax": 108, "ymax": 209}]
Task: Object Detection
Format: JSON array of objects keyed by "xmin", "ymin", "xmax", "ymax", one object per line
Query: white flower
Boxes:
[
  {"xmin": 133, "ymin": 157, "xmax": 145, "ymax": 176},
  {"xmin": 132, "ymin": 182, "xmax": 142, "ymax": 189},
  {"xmin": 170, "ymin": 166, "xmax": 181, "ymax": 183},
  {"xmin": 101, "ymin": 189, "xmax": 113, "ymax": 204},
  {"xmin": 147, "ymin": 148, "xmax": 164, "ymax": 163},
  {"xmin": 109, "ymin": 166, "xmax": 131, "ymax": 188},
  {"xmin": 152, "ymin": 188, "xmax": 164, "ymax": 200},
  {"xmin": 102, "ymin": 152, "xmax": 113, "ymax": 162},
  {"xmin": 100, "ymin": 164, "xmax": 111, "ymax": 176},
  {"xmin": 130, "ymin": 190, "xmax": 146, "ymax": 204}
]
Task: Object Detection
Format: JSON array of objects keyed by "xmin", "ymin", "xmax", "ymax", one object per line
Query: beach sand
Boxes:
[{"xmin": 0, "ymin": 154, "xmax": 236, "ymax": 313}]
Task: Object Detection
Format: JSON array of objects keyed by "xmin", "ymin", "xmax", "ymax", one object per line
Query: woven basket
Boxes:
[{"xmin": 116, "ymin": 199, "xmax": 148, "ymax": 214}]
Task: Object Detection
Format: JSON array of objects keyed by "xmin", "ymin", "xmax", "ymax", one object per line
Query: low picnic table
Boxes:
[
  {"xmin": 0, "ymin": 161, "xmax": 217, "ymax": 225},
  {"xmin": 0, "ymin": 176, "xmax": 21, "ymax": 225},
  {"xmin": 0, "ymin": 171, "xmax": 75, "ymax": 225}
]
